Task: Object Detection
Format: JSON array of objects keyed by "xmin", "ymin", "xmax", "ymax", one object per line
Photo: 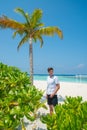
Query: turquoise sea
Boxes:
[{"xmin": 34, "ymin": 74, "xmax": 87, "ymax": 84}]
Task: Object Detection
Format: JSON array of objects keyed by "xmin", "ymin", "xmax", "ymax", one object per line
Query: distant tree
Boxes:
[{"xmin": 0, "ymin": 8, "xmax": 63, "ymax": 84}]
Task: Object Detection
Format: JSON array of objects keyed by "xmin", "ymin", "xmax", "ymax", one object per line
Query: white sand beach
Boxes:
[
  {"xmin": 24, "ymin": 80, "xmax": 87, "ymax": 130},
  {"xmin": 34, "ymin": 80, "xmax": 87, "ymax": 101}
]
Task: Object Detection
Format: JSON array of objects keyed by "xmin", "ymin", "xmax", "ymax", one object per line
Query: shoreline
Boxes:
[
  {"xmin": 33, "ymin": 74, "xmax": 87, "ymax": 84},
  {"xmin": 34, "ymin": 80, "xmax": 87, "ymax": 84}
]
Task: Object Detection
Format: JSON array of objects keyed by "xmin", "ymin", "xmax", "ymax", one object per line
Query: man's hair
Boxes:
[{"xmin": 47, "ymin": 67, "xmax": 54, "ymax": 72}]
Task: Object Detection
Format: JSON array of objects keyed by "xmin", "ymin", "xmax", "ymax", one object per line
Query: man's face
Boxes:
[{"xmin": 49, "ymin": 70, "xmax": 53, "ymax": 76}]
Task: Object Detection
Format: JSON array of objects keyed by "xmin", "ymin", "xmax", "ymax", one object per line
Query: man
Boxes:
[{"xmin": 46, "ymin": 67, "xmax": 60, "ymax": 115}]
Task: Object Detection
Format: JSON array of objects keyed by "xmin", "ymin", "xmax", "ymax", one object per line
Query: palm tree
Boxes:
[{"xmin": 0, "ymin": 8, "xmax": 63, "ymax": 85}]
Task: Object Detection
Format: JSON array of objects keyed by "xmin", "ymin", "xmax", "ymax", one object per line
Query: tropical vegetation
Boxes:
[
  {"xmin": 41, "ymin": 96, "xmax": 87, "ymax": 130},
  {"xmin": 0, "ymin": 62, "xmax": 46, "ymax": 130},
  {"xmin": 0, "ymin": 8, "xmax": 63, "ymax": 84}
]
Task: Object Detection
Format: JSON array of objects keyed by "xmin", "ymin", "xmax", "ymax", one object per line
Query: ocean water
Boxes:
[{"xmin": 34, "ymin": 74, "xmax": 87, "ymax": 84}]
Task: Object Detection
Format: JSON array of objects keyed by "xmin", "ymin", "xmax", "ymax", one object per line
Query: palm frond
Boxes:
[
  {"xmin": 33, "ymin": 34, "xmax": 43, "ymax": 48},
  {"xmin": 17, "ymin": 34, "xmax": 29, "ymax": 50},
  {"xmin": 33, "ymin": 23, "xmax": 44, "ymax": 30},
  {"xmin": 36, "ymin": 23, "xmax": 44, "ymax": 27},
  {"xmin": 0, "ymin": 16, "xmax": 25, "ymax": 30},
  {"xmin": 38, "ymin": 35, "xmax": 44, "ymax": 48},
  {"xmin": 13, "ymin": 30, "xmax": 24, "ymax": 38},
  {"xmin": 31, "ymin": 9, "xmax": 43, "ymax": 28},
  {"xmin": 15, "ymin": 8, "xmax": 30, "ymax": 25},
  {"xmin": 38, "ymin": 26, "xmax": 63, "ymax": 39}
]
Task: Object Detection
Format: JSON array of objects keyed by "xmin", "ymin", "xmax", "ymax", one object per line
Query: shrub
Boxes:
[
  {"xmin": 0, "ymin": 63, "xmax": 46, "ymax": 130},
  {"xmin": 41, "ymin": 96, "xmax": 87, "ymax": 130}
]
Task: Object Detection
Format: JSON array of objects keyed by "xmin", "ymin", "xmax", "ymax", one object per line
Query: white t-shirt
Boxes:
[{"xmin": 46, "ymin": 75, "xmax": 59, "ymax": 95}]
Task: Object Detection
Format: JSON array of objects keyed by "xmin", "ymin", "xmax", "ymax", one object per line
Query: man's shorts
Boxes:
[{"xmin": 47, "ymin": 95, "xmax": 58, "ymax": 106}]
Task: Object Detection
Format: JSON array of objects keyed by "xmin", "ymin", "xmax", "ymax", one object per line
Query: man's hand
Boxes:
[
  {"xmin": 50, "ymin": 93, "xmax": 54, "ymax": 98},
  {"xmin": 50, "ymin": 84, "xmax": 60, "ymax": 98},
  {"xmin": 46, "ymin": 94, "xmax": 48, "ymax": 99}
]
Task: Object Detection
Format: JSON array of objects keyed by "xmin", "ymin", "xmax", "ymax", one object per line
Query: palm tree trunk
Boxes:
[{"xmin": 29, "ymin": 37, "xmax": 33, "ymax": 85}]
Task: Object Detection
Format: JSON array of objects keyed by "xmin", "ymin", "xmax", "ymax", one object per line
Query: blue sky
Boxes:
[{"xmin": 0, "ymin": 0, "xmax": 87, "ymax": 74}]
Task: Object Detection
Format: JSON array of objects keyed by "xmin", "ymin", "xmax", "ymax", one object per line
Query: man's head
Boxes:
[{"xmin": 47, "ymin": 67, "xmax": 54, "ymax": 76}]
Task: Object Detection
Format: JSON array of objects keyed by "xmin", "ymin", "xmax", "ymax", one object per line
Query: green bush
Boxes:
[
  {"xmin": 0, "ymin": 63, "xmax": 46, "ymax": 130},
  {"xmin": 41, "ymin": 96, "xmax": 87, "ymax": 130}
]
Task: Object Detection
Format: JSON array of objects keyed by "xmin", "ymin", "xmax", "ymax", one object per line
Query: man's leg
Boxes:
[{"xmin": 49, "ymin": 105, "xmax": 54, "ymax": 115}]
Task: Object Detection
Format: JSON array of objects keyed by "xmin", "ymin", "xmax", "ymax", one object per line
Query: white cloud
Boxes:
[{"xmin": 77, "ymin": 64, "xmax": 85, "ymax": 69}]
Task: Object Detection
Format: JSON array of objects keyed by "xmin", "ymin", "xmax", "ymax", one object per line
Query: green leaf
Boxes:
[
  {"xmin": 41, "ymin": 96, "xmax": 87, "ymax": 130},
  {"xmin": 0, "ymin": 62, "xmax": 47, "ymax": 129}
]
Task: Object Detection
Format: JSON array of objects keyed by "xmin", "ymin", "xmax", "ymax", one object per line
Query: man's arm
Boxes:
[{"xmin": 50, "ymin": 84, "xmax": 60, "ymax": 98}]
